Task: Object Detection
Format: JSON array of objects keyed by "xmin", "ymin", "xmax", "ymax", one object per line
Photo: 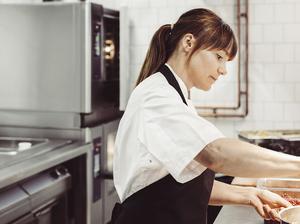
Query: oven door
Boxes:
[{"xmin": 0, "ymin": 2, "xmax": 91, "ymax": 113}]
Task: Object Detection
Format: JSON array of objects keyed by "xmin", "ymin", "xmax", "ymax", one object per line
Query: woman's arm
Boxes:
[
  {"xmin": 209, "ymin": 180, "xmax": 291, "ymax": 220},
  {"xmin": 196, "ymin": 138, "xmax": 300, "ymax": 178}
]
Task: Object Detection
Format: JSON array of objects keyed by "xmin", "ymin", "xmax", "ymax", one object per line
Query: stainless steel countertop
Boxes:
[
  {"xmin": 214, "ymin": 205, "xmax": 263, "ymax": 224},
  {"xmin": 0, "ymin": 141, "xmax": 91, "ymax": 189}
]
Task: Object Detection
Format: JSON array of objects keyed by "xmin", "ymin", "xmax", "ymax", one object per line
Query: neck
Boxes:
[{"xmin": 166, "ymin": 54, "xmax": 193, "ymax": 90}]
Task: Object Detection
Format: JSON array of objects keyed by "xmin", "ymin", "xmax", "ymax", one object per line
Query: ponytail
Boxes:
[{"xmin": 136, "ymin": 24, "xmax": 172, "ymax": 86}]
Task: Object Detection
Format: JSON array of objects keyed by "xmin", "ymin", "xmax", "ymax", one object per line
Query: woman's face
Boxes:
[{"xmin": 187, "ymin": 49, "xmax": 229, "ymax": 91}]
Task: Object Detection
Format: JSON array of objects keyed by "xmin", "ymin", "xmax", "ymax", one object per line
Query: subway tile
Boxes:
[
  {"xmin": 273, "ymin": 83, "xmax": 295, "ymax": 102},
  {"xmin": 137, "ymin": 8, "xmax": 159, "ymax": 27},
  {"xmin": 148, "ymin": 0, "xmax": 168, "ymax": 8},
  {"xmin": 249, "ymin": 0, "xmax": 266, "ymax": 4},
  {"xmin": 285, "ymin": 64, "xmax": 300, "ymax": 82},
  {"xmin": 295, "ymin": 84, "xmax": 300, "ymax": 102},
  {"xmin": 284, "ymin": 103, "xmax": 300, "ymax": 121},
  {"xmin": 274, "ymin": 122, "xmax": 295, "ymax": 129},
  {"xmin": 283, "ymin": 24, "xmax": 300, "ymax": 42},
  {"xmin": 246, "ymin": 102, "xmax": 264, "ymax": 121},
  {"xmin": 249, "ymin": 63, "xmax": 264, "ymax": 83},
  {"xmin": 214, "ymin": 5, "xmax": 236, "ymax": 24},
  {"xmin": 250, "ymin": 83, "xmax": 274, "ymax": 102},
  {"xmin": 166, "ymin": 0, "xmax": 187, "ymax": 7},
  {"xmin": 130, "ymin": 45, "xmax": 147, "ymax": 64},
  {"xmin": 207, "ymin": 119, "xmax": 237, "ymax": 138},
  {"xmin": 252, "ymin": 121, "xmax": 275, "ymax": 130},
  {"xmin": 249, "ymin": 24, "xmax": 264, "ymax": 43},
  {"xmin": 263, "ymin": 102, "xmax": 284, "ymax": 121},
  {"xmin": 274, "ymin": 44, "xmax": 294, "ymax": 63},
  {"xmin": 274, "ymin": 4, "xmax": 295, "ymax": 23},
  {"xmin": 157, "ymin": 8, "xmax": 179, "ymax": 25},
  {"xmin": 294, "ymin": 122, "xmax": 300, "ymax": 129},
  {"xmin": 129, "ymin": 63, "xmax": 142, "ymax": 85},
  {"xmin": 266, "ymin": 0, "xmax": 298, "ymax": 3},
  {"xmin": 296, "ymin": 4, "xmax": 300, "ymax": 23},
  {"xmin": 127, "ymin": 0, "xmax": 149, "ymax": 8},
  {"xmin": 234, "ymin": 120, "xmax": 254, "ymax": 133},
  {"xmin": 263, "ymin": 24, "xmax": 283, "ymax": 43},
  {"xmin": 295, "ymin": 44, "xmax": 300, "ymax": 62},
  {"xmin": 131, "ymin": 27, "xmax": 152, "ymax": 46},
  {"xmin": 202, "ymin": 0, "xmax": 227, "ymax": 6},
  {"xmin": 253, "ymin": 4, "xmax": 274, "ymax": 24},
  {"xmin": 264, "ymin": 64, "xmax": 285, "ymax": 82},
  {"xmin": 250, "ymin": 44, "xmax": 274, "ymax": 63},
  {"xmin": 185, "ymin": 0, "xmax": 207, "ymax": 8}
]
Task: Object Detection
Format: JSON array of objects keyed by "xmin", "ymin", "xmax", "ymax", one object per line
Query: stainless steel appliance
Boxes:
[
  {"xmin": 0, "ymin": 132, "xmax": 91, "ymax": 224},
  {"xmin": 0, "ymin": 2, "xmax": 122, "ymax": 224},
  {"xmin": 0, "ymin": 137, "xmax": 72, "ymax": 166},
  {"xmin": 0, "ymin": 166, "xmax": 71, "ymax": 224},
  {"xmin": 0, "ymin": 1, "xmax": 121, "ymax": 126}
]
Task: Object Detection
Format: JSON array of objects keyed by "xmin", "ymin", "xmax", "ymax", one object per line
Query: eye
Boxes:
[{"xmin": 217, "ymin": 54, "xmax": 223, "ymax": 60}]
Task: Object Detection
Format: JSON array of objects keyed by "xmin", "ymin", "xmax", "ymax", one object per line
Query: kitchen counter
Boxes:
[
  {"xmin": 0, "ymin": 141, "xmax": 91, "ymax": 189},
  {"xmin": 214, "ymin": 205, "xmax": 263, "ymax": 224},
  {"xmin": 214, "ymin": 177, "xmax": 264, "ymax": 224}
]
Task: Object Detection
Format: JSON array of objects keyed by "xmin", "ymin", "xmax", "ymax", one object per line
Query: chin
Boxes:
[
  {"xmin": 194, "ymin": 85, "xmax": 212, "ymax": 91},
  {"xmin": 197, "ymin": 85, "xmax": 211, "ymax": 91}
]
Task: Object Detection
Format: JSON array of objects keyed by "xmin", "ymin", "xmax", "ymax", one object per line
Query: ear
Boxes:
[{"xmin": 182, "ymin": 33, "xmax": 195, "ymax": 53}]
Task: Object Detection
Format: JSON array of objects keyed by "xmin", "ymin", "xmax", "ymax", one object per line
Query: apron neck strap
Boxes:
[{"xmin": 158, "ymin": 64, "xmax": 188, "ymax": 106}]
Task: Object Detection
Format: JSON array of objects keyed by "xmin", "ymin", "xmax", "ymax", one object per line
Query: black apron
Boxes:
[{"xmin": 111, "ymin": 65, "xmax": 215, "ymax": 224}]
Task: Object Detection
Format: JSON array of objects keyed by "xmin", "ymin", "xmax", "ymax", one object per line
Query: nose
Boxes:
[{"xmin": 218, "ymin": 63, "xmax": 227, "ymax": 76}]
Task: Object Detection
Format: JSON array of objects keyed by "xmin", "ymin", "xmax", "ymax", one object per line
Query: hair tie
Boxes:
[{"xmin": 169, "ymin": 23, "xmax": 174, "ymax": 36}]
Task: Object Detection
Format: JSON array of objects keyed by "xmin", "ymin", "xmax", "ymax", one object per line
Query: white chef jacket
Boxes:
[{"xmin": 113, "ymin": 64, "xmax": 224, "ymax": 202}]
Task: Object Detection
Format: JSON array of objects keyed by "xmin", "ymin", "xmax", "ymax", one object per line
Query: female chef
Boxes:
[{"xmin": 112, "ymin": 8, "xmax": 300, "ymax": 224}]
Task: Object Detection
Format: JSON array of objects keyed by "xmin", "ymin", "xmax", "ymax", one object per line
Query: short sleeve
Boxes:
[{"xmin": 138, "ymin": 87, "xmax": 224, "ymax": 182}]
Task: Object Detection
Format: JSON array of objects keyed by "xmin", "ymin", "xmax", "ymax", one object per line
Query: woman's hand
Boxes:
[
  {"xmin": 209, "ymin": 181, "xmax": 291, "ymax": 221},
  {"xmin": 248, "ymin": 188, "xmax": 292, "ymax": 221}
]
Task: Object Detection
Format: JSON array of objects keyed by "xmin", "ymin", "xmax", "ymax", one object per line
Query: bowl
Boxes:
[{"xmin": 279, "ymin": 206, "xmax": 300, "ymax": 224}]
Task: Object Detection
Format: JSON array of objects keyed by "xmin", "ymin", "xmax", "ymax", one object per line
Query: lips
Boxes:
[{"xmin": 210, "ymin": 76, "xmax": 217, "ymax": 81}]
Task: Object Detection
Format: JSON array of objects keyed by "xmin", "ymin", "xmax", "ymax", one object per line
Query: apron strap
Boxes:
[{"xmin": 158, "ymin": 64, "xmax": 188, "ymax": 106}]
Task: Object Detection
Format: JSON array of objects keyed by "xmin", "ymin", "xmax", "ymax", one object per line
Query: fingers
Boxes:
[
  {"xmin": 259, "ymin": 190, "xmax": 292, "ymax": 208},
  {"xmin": 262, "ymin": 205, "xmax": 271, "ymax": 220},
  {"xmin": 250, "ymin": 190, "xmax": 285, "ymax": 221},
  {"xmin": 263, "ymin": 204, "xmax": 281, "ymax": 221},
  {"xmin": 250, "ymin": 197, "xmax": 267, "ymax": 219}
]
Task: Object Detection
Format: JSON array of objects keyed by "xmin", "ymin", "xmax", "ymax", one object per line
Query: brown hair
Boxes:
[{"xmin": 136, "ymin": 8, "xmax": 237, "ymax": 86}]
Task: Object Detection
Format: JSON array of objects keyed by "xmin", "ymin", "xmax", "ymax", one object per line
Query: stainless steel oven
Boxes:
[
  {"xmin": 0, "ymin": 2, "xmax": 122, "ymax": 224},
  {"xmin": 0, "ymin": 166, "xmax": 71, "ymax": 224},
  {"xmin": 0, "ymin": 1, "xmax": 121, "ymax": 126}
]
